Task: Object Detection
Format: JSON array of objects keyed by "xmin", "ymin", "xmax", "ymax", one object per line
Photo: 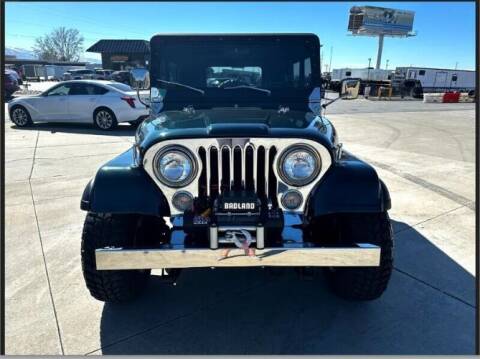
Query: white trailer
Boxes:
[
  {"xmin": 45, "ymin": 65, "xmax": 84, "ymax": 81},
  {"xmin": 331, "ymin": 68, "xmax": 392, "ymax": 82},
  {"xmin": 23, "ymin": 64, "xmax": 47, "ymax": 81},
  {"xmin": 395, "ymin": 67, "xmax": 475, "ymax": 92}
]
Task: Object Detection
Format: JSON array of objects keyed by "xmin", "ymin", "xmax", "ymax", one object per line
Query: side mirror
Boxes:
[
  {"xmin": 130, "ymin": 68, "xmax": 150, "ymax": 90},
  {"xmin": 340, "ymin": 79, "xmax": 360, "ymax": 100}
]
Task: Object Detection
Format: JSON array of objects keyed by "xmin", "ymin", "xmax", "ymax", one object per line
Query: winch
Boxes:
[
  {"xmin": 182, "ymin": 190, "xmax": 284, "ymax": 249},
  {"xmin": 214, "ymin": 191, "xmax": 262, "ymax": 226}
]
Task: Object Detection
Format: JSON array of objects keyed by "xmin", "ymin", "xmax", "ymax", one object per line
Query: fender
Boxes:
[
  {"xmin": 309, "ymin": 152, "xmax": 391, "ymax": 217},
  {"xmin": 80, "ymin": 148, "xmax": 169, "ymax": 216}
]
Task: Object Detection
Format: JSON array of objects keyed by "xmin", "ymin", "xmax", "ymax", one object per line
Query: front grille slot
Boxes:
[
  {"xmin": 199, "ymin": 142, "xmax": 278, "ymax": 203},
  {"xmin": 233, "ymin": 147, "xmax": 242, "ymax": 189}
]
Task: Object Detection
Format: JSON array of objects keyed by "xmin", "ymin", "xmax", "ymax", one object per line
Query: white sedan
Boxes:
[{"xmin": 8, "ymin": 80, "xmax": 149, "ymax": 130}]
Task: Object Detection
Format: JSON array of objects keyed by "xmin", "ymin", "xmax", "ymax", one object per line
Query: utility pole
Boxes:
[
  {"xmin": 329, "ymin": 46, "xmax": 333, "ymax": 74},
  {"xmin": 385, "ymin": 59, "xmax": 389, "ymax": 70}
]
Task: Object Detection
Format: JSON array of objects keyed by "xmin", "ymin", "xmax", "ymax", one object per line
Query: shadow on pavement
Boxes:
[
  {"xmin": 7, "ymin": 122, "xmax": 137, "ymax": 137},
  {"xmin": 97, "ymin": 222, "xmax": 475, "ymax": 355}
]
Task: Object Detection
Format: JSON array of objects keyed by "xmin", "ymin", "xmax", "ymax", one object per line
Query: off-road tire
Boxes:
[
  {"xmin": 81, "ymin": 212, "xmax": 150, "ymax": 303},
  {"xmin": 326, "ymin": 212, "xmax": 393, "ymax": 301}
]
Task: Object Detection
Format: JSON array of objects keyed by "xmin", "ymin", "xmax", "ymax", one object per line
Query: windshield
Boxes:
[{"xmin": 150, "ymin": 35, "xmax": 321, "ymax": 111}]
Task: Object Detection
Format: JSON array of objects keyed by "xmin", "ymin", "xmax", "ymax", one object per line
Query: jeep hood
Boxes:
[{"xmin": 135, "ymin": 108, "xmax": 337, "ymax": 153}]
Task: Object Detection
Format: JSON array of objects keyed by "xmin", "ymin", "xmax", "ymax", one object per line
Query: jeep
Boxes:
[{"xmin": 80, "ymin": 34, "xmax": 393, "ymax": 302}]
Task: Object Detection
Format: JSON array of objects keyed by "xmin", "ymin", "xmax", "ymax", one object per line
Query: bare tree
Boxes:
[{"xmin": 33, "ymin": 27, "xmax": 84, "ymax": 62}]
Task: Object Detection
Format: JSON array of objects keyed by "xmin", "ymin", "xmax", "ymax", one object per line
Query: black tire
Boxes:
[
  {"xmin": 10, "ymin": 105, "xmax": 33, "ymax": 127},
  {"xmin": 325, "ymin": 212, "xmax": 393, "ymax": 301},
  {"xmin": 412, "ymin": 87, "xmax": 423, "ymax": 99},
  {"xmin": 128, "ymin": 119, "xmax": 143, "ymax": 127},
  {"xmin": 81, "ymin": 212, "xmax": 151, "ymax": 303},
  {"xmin": 93, "ymin": 108, "xmax": 117, "ymax": 131}
]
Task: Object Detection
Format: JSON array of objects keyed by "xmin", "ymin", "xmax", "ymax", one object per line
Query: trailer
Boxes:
[
  {"xmin": 329, "ymin": 68, "xmax": 394, "ymax": 94},
  {"xmin": 395, "ymin": 67, "xmax": 475, "ymax": 93},
  {"xmin": 45, "ymin": 65, "xmax": 83, "ymax": 81},
  {"xmin": 331, "ymin": 68, "xmax": 392, "ymax": 82},
  {"xmin": 23, "ymin": 64, "xmax": 47, "ymax": 81}
]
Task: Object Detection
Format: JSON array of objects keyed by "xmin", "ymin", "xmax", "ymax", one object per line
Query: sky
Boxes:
[{"xmin": 5, "ymin": 1, "xmax": 476, "ymax": 70}]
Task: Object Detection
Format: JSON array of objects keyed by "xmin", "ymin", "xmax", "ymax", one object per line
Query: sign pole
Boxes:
[{"xmin": 376, "ymin": 34, "xmax": 384, "ymax": 69}]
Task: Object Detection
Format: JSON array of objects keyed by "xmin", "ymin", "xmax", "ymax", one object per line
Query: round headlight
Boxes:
[
  {"xmin": 154, "ymin": 146, "xmax": 197, "ymax": 187},
  {"xmin": 278, "ymin": 145, "xmax": 321, "ymax": 186}
]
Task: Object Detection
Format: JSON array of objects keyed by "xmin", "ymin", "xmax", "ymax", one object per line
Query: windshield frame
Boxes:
[{"xmin": 149, "ymin": 34, "xmax": 322, "ymax": 111}]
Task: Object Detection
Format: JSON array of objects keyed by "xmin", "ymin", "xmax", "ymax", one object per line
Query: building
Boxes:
[{"xmin": 86, "ymin": 39, "xmax": 150, "ymax": 71}]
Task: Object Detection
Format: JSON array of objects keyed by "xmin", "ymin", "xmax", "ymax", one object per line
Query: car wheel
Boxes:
[
  {"xmin": 81, "ymin": 212, "xmax": 151, "ymax": 303},
  {"xmin": 10, "ymin": 105, "xmax": 33, "ymax": 127},
  {"xmin": 325, "ymin": 212, "xmax": 393, "ymax": 301},
  {"xmin": 94, "ymin": 108, "xmax": 117, "ymax": 130}
]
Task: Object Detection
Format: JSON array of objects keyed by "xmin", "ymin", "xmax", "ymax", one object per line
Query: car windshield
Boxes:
[{"xmin": 150, "ymin": 35, "xmax": 321, "ymax": 111}]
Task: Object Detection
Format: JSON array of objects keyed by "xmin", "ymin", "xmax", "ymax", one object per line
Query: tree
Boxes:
[{"xmin": 33, "ymin": 27, "xmax": 84, "ymax": 62}]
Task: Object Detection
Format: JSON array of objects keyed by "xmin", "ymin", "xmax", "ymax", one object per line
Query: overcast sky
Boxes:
[{"xmin": 5, "ymin": 1, "xmax": 476, "ymax": 70}]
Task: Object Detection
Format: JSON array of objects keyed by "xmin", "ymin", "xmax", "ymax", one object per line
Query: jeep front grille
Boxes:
[
  {"xmin": 143, "ymin": 138, "xmax": 333, "ymax": 216},
  {"xmin": 197, "ymin": 144, "xmax": 278, "ymax": 203}
]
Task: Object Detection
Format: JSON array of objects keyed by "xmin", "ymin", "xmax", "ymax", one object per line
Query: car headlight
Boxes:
[
  {"xmin": 153, "ymin": 146, "xmax": 197, "ymax": 187},
  {"xmin": 278, "ymin": 145, "xmax": 321, "ymax": 186}
]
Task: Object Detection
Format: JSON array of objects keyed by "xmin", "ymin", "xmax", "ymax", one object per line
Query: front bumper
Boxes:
[
  {"xmin": 95, "ymin": 244, "xmax": 380, "ymax": 269},
  {"xmin": 95, "ymin": 214, "xmax": 381, "ymax": 270}
]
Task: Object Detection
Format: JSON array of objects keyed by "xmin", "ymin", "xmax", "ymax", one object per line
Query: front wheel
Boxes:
[
  {"xmin": 94, "ymin": 108, "xmax": 117, "ymax": 130},
  {"xmin": 81, "ymin": 212, "xmax": 150, "ymax": 303},
  {"xmin": 325, "ymin": 212, "xmax": 393, "ymax": 301},
  {"xmin": 10, "ymin": 105, "xmax": 33, "ymax": 127}
]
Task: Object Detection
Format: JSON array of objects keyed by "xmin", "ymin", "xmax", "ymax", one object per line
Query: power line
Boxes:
[
  {"xmin": 7, "ymin": 33, "xmax": 99, "ymax": 42},
  {"xmin": 7, "ymin": 19, "xmax": 147, "ymax": 39},
  {"xmin": 13, "ymin": 5, "xmax": 148, "ymax": 36}
]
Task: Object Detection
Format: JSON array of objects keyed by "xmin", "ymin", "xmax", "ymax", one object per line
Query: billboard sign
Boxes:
[{"xmin": 348, "ymin": 6, "xmax": 415, "ymax": 36}]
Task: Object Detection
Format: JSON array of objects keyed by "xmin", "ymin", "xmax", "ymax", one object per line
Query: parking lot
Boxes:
[{"xmin": 4, "ymin": 96, "xmax": 476, "ymax": 354}]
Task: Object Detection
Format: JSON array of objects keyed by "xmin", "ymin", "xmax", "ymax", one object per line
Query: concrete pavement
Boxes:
[{"xmin": 3, "ymin": 100, "xmax": 476, "ymax": 354}]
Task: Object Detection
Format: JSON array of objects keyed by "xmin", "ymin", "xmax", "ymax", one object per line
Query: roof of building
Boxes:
[{"xmin": 86, "ymin": 39, "xmax": 150, "ymax": 53}]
